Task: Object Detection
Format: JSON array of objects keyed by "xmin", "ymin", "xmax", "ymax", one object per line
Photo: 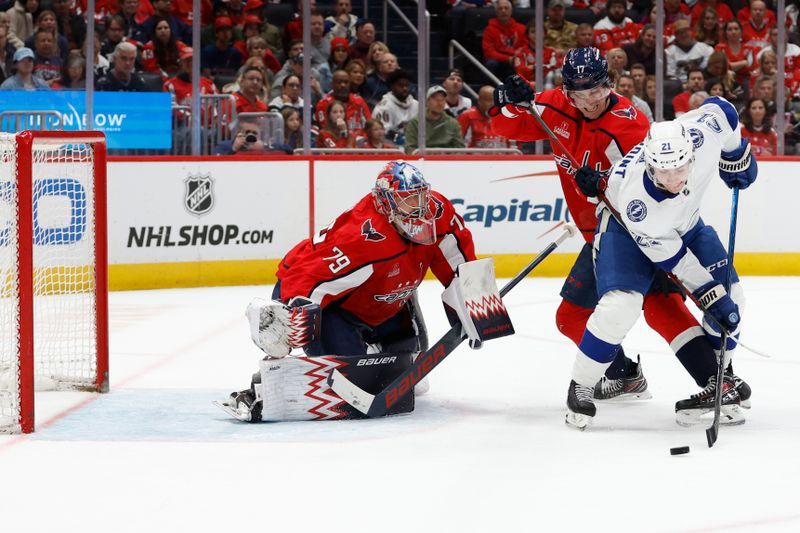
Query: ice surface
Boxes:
[{"xmin": 0, "ymin": 277, "xmax": 797, "ymax": 533}]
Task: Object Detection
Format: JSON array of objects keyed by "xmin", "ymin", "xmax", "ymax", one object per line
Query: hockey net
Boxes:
[{"xmin": 0, "ymin": 131, "xmax": 108, "ymax": 434}]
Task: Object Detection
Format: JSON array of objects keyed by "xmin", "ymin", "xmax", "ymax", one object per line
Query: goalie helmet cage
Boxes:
[{"xmin": 0, "ymin": 130, "xmax": 108, "ymax": 434}]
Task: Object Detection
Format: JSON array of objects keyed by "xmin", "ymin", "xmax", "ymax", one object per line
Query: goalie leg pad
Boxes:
[
  {"xmin": 441, "ymin": 258, "xmax": 514, "ymax": 343},
  {"xmin": 259, "ymin": 353, "xmax": 414, "ymax": 422}
]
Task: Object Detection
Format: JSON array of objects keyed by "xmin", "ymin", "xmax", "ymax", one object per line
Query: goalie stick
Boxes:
[{"xmin": 327, "ymin": 223, "xmax": 578, "ymax": 417}]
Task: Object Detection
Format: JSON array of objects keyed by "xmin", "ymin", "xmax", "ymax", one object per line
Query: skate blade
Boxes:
[
  {"xmin": 740, "ymin": 399, "xmax": 751, "ymax": 409},
  {"xmin": 213, "ymin": 400, "xmax": 252, "ymax": 422},
  {"xmin": 596, "ymin": 390, "xmax": 653, "ymax": 402},
  {"xmin": 565, "ymin": 411, "xmax": 593, "ymax": 431},
  {"xmin": 675, "ymin": 404, "xmax": 745, "ymax": 427}
]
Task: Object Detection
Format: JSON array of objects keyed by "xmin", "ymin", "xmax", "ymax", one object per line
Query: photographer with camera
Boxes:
[{"xmin": 213, "ymin": 118, "xmax": 283, "ymax": 155}]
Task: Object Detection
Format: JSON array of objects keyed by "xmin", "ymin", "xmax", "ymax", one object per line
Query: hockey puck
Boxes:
[{"xmin": 670, "ymin": 446, "xmax": 691, "ymax": 456}]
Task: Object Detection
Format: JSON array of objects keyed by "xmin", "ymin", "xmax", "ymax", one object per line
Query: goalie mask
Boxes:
[
  {"xmin": 643, "ymin": 121, "xmax": 694, "ymax": 194},
  {"xmin": 372, "ymin": 161, "xmax": 436, "ymax": 245}
]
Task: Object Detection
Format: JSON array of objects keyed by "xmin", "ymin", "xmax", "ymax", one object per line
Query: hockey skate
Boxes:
[
  {"xmin": 726, "ymin": 364, "xmax": 752, "ymax": 409},
  {"xmin": 675, "ymin": 375, "xmax": 744, "ymax": 427},
  {"xmin": 214, "ymin": 389, "xmax": 263, "ymax": 423},
  {"xmin": 594, "ymin": 355, "xmax": 652, "ymax": 401},
  {"xmin": 566, "ymin": 380, "xmax": 596, "ymax": 430}
]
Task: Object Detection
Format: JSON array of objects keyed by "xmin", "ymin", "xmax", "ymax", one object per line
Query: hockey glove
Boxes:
[
  {"xmin": 493, "ymin": 75, "xmax": 535, "ymax": 108},
  {"xmin": 692, "ymin": 282, "xmax": 740, "ymax": 332},
  {"xmin": 575, "ymin": 166, "xmax": 605, "ymax": 198},
  {"xmin": 719, "ymin": 139, "xmax": 757, "ymax": 190}
]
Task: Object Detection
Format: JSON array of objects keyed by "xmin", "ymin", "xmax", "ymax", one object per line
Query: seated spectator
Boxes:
[
  {"xmin": 706, "ymin": 79, "xmax": 725, "ymax": 98},
  {"xmin": 738, "ymin": 0, "xmax": 777, "ymax": 27},
  {"xmin": 623, "ymin": 24, "xmax": 659, "ymax": 76},
  {"xmin": 593, "ymin": 0, "xmax": 641, "ymax": 53},
  {"xmin": 750, "ymin": 49, "xmax": 776, "ymax": 87},
  {"xmin": 513, "ymin": 18, "xmax": 557, "ymax": 88},
  {"xmin": 443, "ymin": 68, "xmax": 471, "ymax": 117},
  {"xmin": 233, "ymin": 65, "xmax": 269, "ymax": 113},
  {"xmin": 236, "ymin": 35, "xmax": 281, "ymax": 76},
  {"xmin": 213, "ymin": 118, "xmax": 278, "ymax": 155},
  {"xmin": 0, "ymin": 26, "xmax": 15, "ymax": 85},
  {"xmin": 643, "ymin": 74, "xmax": 657, "ymax": 116},
  {"xmin": 606, "ymin": 47, "xmax": 628, "ymax": 83},
  {"xmin": 363, "ymin": 52, "xmax": 398, "ymax": 106},
  {"xmin": 630, "ymin": 63, "xmax": 646, "ymax": 96},
  {"xmin": 372, "ymin": 68, "xmax": 417, "ymax": 146},
  {"xmin": 672, "ymin": 68, "xmax": 705, "ymax": 117},
  {"xmin": 575, "ymin": 23, "xmax": 595, "ymax": 49},
  {"xmin": 752, "ymin": 74, "xmax": 777, "ymax": 116},
  {"xmin": 615, "ymin": 73, "xmax": 653, "ymax": 122},
  {"xmin": 95, "ymin": 41, "xmax": 147, "ymax": 91},
  {"xmin": 201, "ymin": 17, "xmax": 243, "ymax": 77},
  {"xmin": 32, "ymin": 28, "xmax": 62, "ymax": 84},
  {"xmin": 101, "ymin": 15, "xmax": 127, "ymax": 62},
  {"xmin": 666, "ymin": 18, "xmax": 713, "ymax": 82},
  {"xmin": 52, "ymin": 0, "xmax": 86, "ymax": 52},
  {"xmin": 83, "ymin": 28, "xmax": 110, "ymax": 77},
  {"xmin": 458, "ymin": 85, "xmax": 509, "ymax": 149},
  {"xmin": 282, "ymin": 0, "xmax": 313, "ymax": 51},
  {"xmin": 279, "ymin": 106, "xmax": 305, "ymax": 151},
  {"xmin": 741, "ymin": 0, "xmax": 773, "ymax": 49},
  {"xmin": 359, "ymin": 119, "xmax": 395, "ymax": 149},
  {"xmin": 348, "ymin": 21, "xmax": 375, "ymax": 62},
  {"xmin": 268, "ymin": 73, "xmax": 303, "ymax": 111},
  {"xmin": 543, "ymin": 0, "xmax": 576, "ymax": 57},
  {"xmin": 740, "ymin": 97, "xmax": 778, "ymax": 156},
  {"xmin": 243, "ymin": 0, "xmax": 282, "ymax": 60},
  {"xmin": 315, "ymin": 68, "xmax": 370, "ymax": 131},
  {"xmin": 143, "ymin": 0, "xmax": 191, "ymax": 45},
  {"xmin": 482, "ymin": 0, "xmax": 525, "ymax": 80},
  {"xmin": 328, "ymin": 37, "xmax": 350, "ymax": 73},
  {"xmin": 688, "ymin": 90, "xmax": 710, "ymax": 111},
  {"xmin": 51, "ymin": 52, "xmax": 85, "ymax": 88},
  {"xmin": 0, "ymin": 47, "xmax": 48, "ymax": 89},
  {"xmin": 345, "ymin": 58, "xmax": 367, "ymax": 97},
  {"xmin": 695, "ymin": 7, "xmax": 721, "ymax": 48},
  {"xmin": 223, "ymin": 54, "xmax": 269, "ymax": 94},
  {"xmin": 326, "ymin": 0, "xmax": 359, "ymax": 43},
  {"xmin": 404, "ymin": 85, "xmax": 465, "ymax": 154},
  {"xmin": 317, "ymin": 99, "xmax": 362, "ymax": 148},
  {"xmin": 365, "ymin": 41, "xmax": 388, "ymax": 75},
  {"xmin": 271, "ymin": 40, "xmax": 323, "ymax": 102},
  {"xmin": 8, "ymin": 0, "xmax": 36, "ymax": 50},
  {"xmin": 141, "ymin": 17, "xmax": 188, "ymax": 79},
  {"xmin": 308, "ymin": 12, "xmax": 332, "ymax": 67},
  {"xmin": 691, "ymin": 1, "xmax": 734, "ymax": 27},
  {"xmin": 757, "ymin": 27, "xmax": 800, "ymax": 74},
  {"xmin": 716, "ymin": 19, "xmax": 757, "ymax": 86},
  {"xmin": 117, "ymin": 0, "xmax": 151, "ymax": 44},
  {"xmin": 644, "ymin": 0, "xmax": 690, "ymax": 26},
  {"xmin": 704, "ymin": 51, "xmax": 744, "ymax": 106},
  {"xmin": 164, "ymin": 47, "xmax": 219, "ymax": 111},
  {"xmin": 24, "ymin": 11, "xmax": 70, "ymax": 61}
]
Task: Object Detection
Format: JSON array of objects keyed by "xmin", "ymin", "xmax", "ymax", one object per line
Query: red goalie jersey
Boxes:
[
  {"xmin": 277, "ymin": 191, "xmax": 476, "ymax": 326},
  {"xmin": 491, "ymin": 89, "xmax": 650, "ymax": 241}
]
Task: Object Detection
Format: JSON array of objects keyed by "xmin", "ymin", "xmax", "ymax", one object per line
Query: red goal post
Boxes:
[{"xmin": 1, "ymin": 130, "xmax": 108, "ymax": 434}]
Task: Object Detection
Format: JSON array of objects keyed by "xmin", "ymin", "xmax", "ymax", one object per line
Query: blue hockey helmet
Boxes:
[
  {"xmin": 372, "ymin": 161, "xmax": 436, "ymax": 245},
  {"xmin": 561, "ymin": 47, "xmax": 609, "ymax": 92}
]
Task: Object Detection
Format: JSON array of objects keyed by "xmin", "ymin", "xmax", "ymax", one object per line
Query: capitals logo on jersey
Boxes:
[
  {"xmin": 361, "ymin": 219, "xmax": 386, "ymax": 242},
  {"xmin": 611, "ymin": 106, "xmax": 638, "ymax": 120}
]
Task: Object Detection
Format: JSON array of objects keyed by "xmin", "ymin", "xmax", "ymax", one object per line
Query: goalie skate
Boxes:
[
  {"xmin": 213, "ymin": 389, "xmax": 263, "ymax": 423},
  {"xmin": 594, "ymin": 355, "xmax": 652, "ymax": 402},
  {"xmin": 675, "ymin": 375, "xmax": 744, "ymax": 427},
  {"xmin": 565, "ymin": 380, "xmax": 596, "ymax": 430}
]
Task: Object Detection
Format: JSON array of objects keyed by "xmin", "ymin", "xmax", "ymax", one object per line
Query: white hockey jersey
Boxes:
[
  {"xmin": 372, "ymin": 92, "xmax": 419, "ymax": 135},
  {"xmin": 602, "ymin": 97, "xmax": 743, "ymax": 292}
]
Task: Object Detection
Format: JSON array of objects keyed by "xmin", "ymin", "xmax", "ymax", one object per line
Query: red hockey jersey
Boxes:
[
  {"xmin": 277, "ymin": 192, "xmax": 476, "ymax": 326},
  {"xmin": 491, "ymin": 90, "xmax": 650, "ymax": 241}
]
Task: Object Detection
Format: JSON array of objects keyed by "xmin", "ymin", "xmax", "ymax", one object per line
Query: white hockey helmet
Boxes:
[{"xmin": 643, "ymin": 121, "xmax": 694, "ymax": 192}]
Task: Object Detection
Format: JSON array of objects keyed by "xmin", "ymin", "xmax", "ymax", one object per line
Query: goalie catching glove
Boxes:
[
  {"xmin": 246, "ymin": 297, "xmax": 321, "ymax": 357},
  {"xmin": 441, "ymin": 258, "xmax": 515, "ymax": 346}
]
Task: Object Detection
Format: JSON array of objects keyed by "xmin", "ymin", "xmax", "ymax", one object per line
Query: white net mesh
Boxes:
[{"xmin": 0, "ymin": 134, "xmax": 101, "ymax": 433}]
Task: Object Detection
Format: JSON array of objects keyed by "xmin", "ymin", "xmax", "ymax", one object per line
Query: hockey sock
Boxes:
[
  {"xmin": 674, "ymin": 336, "xmax": 718, "ymax": 387},
  {"xmin": 643, "ymin": 292, "xmax": 699, "ymax": 343},
  {"xmin": 555, "ymin": 299, "xmax": 593, "ymax": 346},
  {"xmin": 603, "ymin": 347, "xmax": 633, "ymax": 380}
]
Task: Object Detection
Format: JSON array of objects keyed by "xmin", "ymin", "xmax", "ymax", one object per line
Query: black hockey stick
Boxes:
[
  {"xmin": 706, "ymin": 185, "xmax": 740, "ymax": 448},
  {"xmin": 327, "ymin": 223, "xmax": 578, "ymax": 417}
]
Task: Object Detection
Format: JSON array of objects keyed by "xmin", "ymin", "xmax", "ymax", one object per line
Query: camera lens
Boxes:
[{"xmin": 245, "ymin": 133, "xmax": 257, "ymax": 143}]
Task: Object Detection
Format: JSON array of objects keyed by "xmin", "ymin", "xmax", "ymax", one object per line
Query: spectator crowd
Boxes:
[{"xmin": 0, "ymin": 0, "xmax": 798, "ymax": 156}]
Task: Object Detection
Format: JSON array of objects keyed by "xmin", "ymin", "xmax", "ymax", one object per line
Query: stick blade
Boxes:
[
  {"xmin": 328, "ymin": 368, "xmax": 375, "ymax": 416},
  {"xmin": 706, "ymin": 425, "xmax": 718, "ymax": 448}
]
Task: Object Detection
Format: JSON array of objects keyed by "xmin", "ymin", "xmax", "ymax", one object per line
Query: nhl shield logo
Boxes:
[{"xmin": 184, "ymin": 174, "xmax": 214, "ymax": 216}]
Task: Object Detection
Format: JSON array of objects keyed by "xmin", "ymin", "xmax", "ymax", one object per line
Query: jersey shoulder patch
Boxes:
[
  {"xmin": 361, "ymin": 219, "xmax": 386, "ymax": 242},
  {"xmin": 626, "ymin": 199, "xmax": 648, "ymax": 222},
  {"xmin": 611, "ymin": 105, "xmax": 638, "ymax": 120}
]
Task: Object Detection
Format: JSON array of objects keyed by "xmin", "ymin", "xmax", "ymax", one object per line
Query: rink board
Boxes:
[{"xmin": 105, "ymin": 156, "xmax": 800, "ymax": 289}]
